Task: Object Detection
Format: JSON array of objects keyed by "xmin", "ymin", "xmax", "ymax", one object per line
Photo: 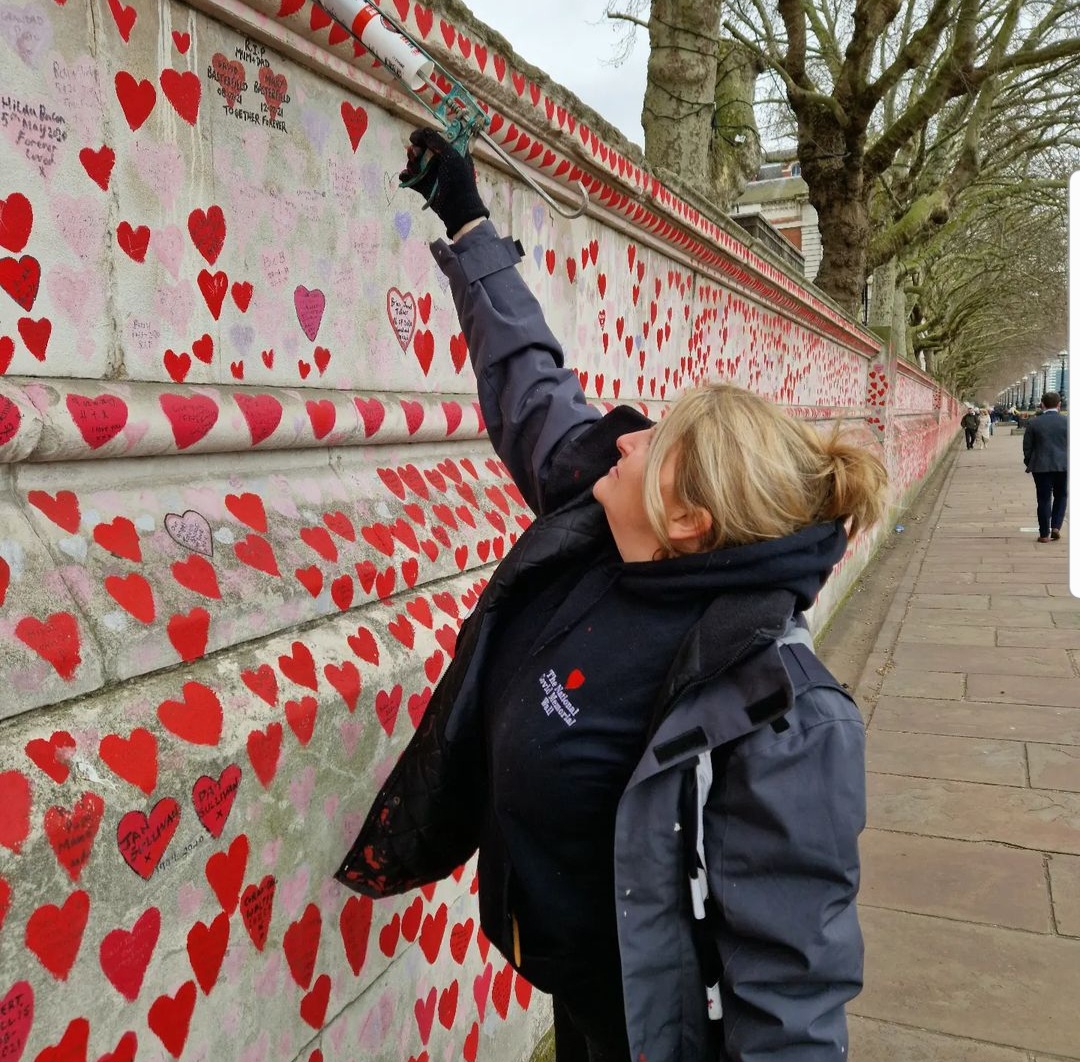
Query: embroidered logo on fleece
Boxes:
[{"xmin": 539, "ymin": 668, "xmax": 585, "ymax": 726}]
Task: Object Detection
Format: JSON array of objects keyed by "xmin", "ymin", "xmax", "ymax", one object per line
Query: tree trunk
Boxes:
[
  {"xmin": 642, "ymin": 1, "xmax": 759, "ymax": 205},
  {"xmin": 796, "ymin": 109, "xmax": 869, "ymax": 314},
  {"xmin": 707, "ymin": 40, "xmax": 763, "ymax": 205}
]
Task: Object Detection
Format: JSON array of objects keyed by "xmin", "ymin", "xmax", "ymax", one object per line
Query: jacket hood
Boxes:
[{"xmin": 619, "ymin": 518, "xmax": 848, "ymax": 613}]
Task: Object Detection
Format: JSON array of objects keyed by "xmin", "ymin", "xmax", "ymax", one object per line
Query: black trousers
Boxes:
[
  {"xmin": 551, "ymin": 991, "xmax": 630, "ymax": 1062},
  {"xmin": 1033, "ymin": 470, "xmax": 1068, "ymax": 536},
  {"xmin": 964, "ymin": 428, "xmax": 976, "ymax": 448}
]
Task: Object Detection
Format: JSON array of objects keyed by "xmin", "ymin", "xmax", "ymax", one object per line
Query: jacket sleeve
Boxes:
[
  {"xmin": 706, "ymin": 703, "xmax": 866, "ymax": 1061},
  {"xmin": 430, "ymin": 221, "xmax": 601, "ymax": 515},
  {"xmin": 1023, "ymin": 420, "xmax": 1035, "ymax": 467}
]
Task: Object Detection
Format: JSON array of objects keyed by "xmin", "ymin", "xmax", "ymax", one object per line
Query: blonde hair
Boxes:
[{"xmin": 643, "ymin": 384, "xmax": 888, "ymax": 556}]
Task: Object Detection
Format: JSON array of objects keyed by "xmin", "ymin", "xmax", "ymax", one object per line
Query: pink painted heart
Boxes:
[
  {"xmin": 165, "ymin": 509, "xmax": 213, "ymax": 556},
  {"xmin": 294, "ymin": 286, "xmax": 325, "ymax": 342}
]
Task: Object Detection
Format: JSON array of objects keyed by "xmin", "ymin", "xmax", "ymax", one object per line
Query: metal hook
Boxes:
[{"xmin": 478, "ymin": 128, "xmax": 589, "ymax": 220}]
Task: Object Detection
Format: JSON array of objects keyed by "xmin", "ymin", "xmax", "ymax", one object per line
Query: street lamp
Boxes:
[{"xmin": 1060, "ymin": 350, "xmax": 1067, "ymax": 406}]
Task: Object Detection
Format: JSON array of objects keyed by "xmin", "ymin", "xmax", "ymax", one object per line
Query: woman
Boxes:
[
  {"xmin": 337, "ymin": 129, "xmax": 889, "ymax": 1062},
  {"xmin": 976, "ymin": 408, "xmax": 992, "ymax": 448}
]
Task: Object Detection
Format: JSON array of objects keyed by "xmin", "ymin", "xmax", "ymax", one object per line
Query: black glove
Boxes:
[{"xmin": 399, "ymin": 127, "xmax": 489, "ymax": 238}]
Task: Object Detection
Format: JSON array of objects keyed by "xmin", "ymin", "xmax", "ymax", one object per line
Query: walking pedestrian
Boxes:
[
  {"xmin": 337, "ymin": 129, "xmax": 889, "ymax": 1062},
  {"xmin": 1023, "ymin": 391, "xmax": 1068, "ymax": 542},
  {"xmin": 975, "ymin": 408, "xmax": 991, "ymax": 449},
  {"xmin": 961, "ymin": 408, "xmax": 978, "ymax": 449}
]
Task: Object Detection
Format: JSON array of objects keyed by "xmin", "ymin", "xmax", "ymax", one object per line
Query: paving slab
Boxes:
[
  {"xmin": 878, "ymin": 668, "xmax": 965, "ymax": 699},
  {"xmin": 859, "ymin": 830, "xmax": 1051, "ymax": 931},
  {"xmin": 993, "ymin": 593, "xmax": 1080, "ymax": 610},
  {"xmin": 896, "ymin": 623, "xmax": 996, "ymax": 646},
  {"xmin": 853, "ymin": 906, "xmax": 1080, "ymax": 1057},
  {"xmin": 997, "ymin": 627, "xmax": 1080, "ymax": 648},
  {"xmin": 967, "ymin": 674, "xmax": 1080, "ymax": 708},
  {"xmin": 866, "ymin": 730, "xmax": 1027, "ymax": 786},
  {"xmin": 976, "ymin": 569, "xmax": 1060, "ymax": 584},
  {"xmin": 1028, "ymin": 744, "xmax": 1080, "ymax": 793},
  {"xmin": 908, "ymin": 593, "xmax": 990, "ymax": 609},
  {"xmin": 906, "ymin": 606, "xmax": 1053, "ymax": 627},
  {"xmin": 871, "ymin": 696, "xmax": 1080, "ymax": 745},
  {"xmin": 1048, "ymin": 853, "xmax": 1080, "ymax": 937},
  {"xmin": 891, "ymin": 642, "xmax": 1074, "ymax": 676},
  {"xmin": 867, "ymin": 773, "xmax": 1080, "ymax": 854},
  {"xmin": 849, "ymin": 1015, "xmax": 1030, "ymax": 1062}
]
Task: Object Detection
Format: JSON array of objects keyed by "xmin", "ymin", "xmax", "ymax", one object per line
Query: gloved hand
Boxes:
[{"xmin": 399, "ymin": 127, "xmax": 489, "ymax": 238}]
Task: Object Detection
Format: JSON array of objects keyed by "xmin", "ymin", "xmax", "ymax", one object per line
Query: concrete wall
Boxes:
[{"xmin": 0, "ymin": 2, "xmax": 958, "ymax": 1060}]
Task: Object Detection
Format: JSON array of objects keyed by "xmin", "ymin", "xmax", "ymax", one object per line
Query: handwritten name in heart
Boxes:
[
  {"xmin": 164, "ymin": 510, "xmax": 213, "ymax": 556},
  {"xmin": 387, "ymin": 287, "xmax": 416, "ymax": 352}
]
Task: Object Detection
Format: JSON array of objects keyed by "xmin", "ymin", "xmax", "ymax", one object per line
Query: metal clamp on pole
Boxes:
[{"xmin": 313, "ymin": 0, "xmax": 589, "ymax": 219}]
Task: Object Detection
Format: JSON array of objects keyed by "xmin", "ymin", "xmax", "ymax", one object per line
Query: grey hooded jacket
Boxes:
[{"xmin": 338, "ymin": 222, "xmax": 865, "ymax": 1061}]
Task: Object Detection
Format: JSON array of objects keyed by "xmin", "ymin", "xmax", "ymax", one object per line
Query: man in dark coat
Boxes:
[
  {"xmin": 1023, "ymin": 391, "xmax": 1068, "ymax": 542},
  {"xmin": 960, "ymin": 408, "xmax": 979, "ymax": 449}
]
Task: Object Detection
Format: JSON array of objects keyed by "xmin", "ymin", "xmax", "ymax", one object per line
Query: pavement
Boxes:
[{"xmin": 844, "ymin": 427, "xmax": 1079, "ymax": 1061}]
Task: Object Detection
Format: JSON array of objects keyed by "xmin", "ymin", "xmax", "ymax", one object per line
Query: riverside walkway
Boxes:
[{"xmin": 842, "ymin": 427, "xmax": 1078, "ymax": 1061}]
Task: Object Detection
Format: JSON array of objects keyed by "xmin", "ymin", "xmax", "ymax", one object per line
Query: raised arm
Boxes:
[{"xmin": 399, "ymin": 129, "xmax": 600, "ymax": 514}]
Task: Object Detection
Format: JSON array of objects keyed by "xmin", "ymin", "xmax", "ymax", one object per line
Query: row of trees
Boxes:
[{"xmin": 605, "ymin": 0, "xmax": 1078, "ymax": 395}]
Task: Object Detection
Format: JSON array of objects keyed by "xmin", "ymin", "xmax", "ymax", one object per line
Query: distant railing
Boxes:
[{"xmin": 730, "ymin": 213, "xmax": 806, "ymax": 276}]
